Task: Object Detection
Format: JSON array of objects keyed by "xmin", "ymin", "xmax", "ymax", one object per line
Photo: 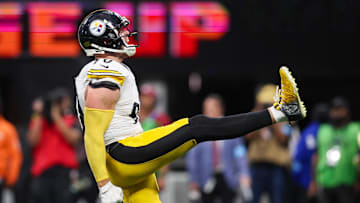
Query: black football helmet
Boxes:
[{"xmin": 78, "ymin": 9, "xmax": 139, "ymax": 57}]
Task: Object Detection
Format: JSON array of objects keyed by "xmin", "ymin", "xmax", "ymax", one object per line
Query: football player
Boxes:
[{"xmin": 75, "ymin": 9, "xmax": 307, "ymax": 203}]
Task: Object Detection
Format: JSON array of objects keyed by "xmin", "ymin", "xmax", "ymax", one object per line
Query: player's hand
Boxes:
[{"xmin": 99, "ymin": 181, "xmax": 123, "ymax": 203}]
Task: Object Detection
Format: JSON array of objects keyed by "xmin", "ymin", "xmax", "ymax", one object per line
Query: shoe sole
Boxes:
[{"xmin": 280, "ymin": 66, "xmax": 307, "ymax": 119}]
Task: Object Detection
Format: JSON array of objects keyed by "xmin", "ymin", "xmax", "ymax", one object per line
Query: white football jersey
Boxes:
[{"xmin": 74, "ymin": 58, "xmax": 143, "ymax": 146}]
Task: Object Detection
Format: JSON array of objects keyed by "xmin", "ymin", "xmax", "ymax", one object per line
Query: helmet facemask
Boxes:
[
  {"xmin": 116, "ymin": 21, "xmax": 139, "ymax": 53},
  {"xmin": 91, "ymin": 17, "xmax": 139, "ymax": 57}
]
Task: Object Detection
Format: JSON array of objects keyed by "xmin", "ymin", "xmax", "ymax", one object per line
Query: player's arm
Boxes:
[
  {"xmin": 84, "ymin": 86, "xmax": 119, "ymax": 187},
  {"xmin": 83, "ymin": 62, "xmax": 126, "ymax": 202},
  {"xmin": 83, "ymin": 60, "xmax": 127, "ymax": 186}
]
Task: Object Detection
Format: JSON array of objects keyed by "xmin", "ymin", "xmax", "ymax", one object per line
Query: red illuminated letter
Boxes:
[
  {"xmin": 0, "ymin": 3, "xmax": 22, "ymax": 58},
  {"xmin": 170, "ymin": 2, "xmax": 230, "ymax": 58},
  {"xmin": 136, "ymin": 3, "xmax": 166, "ymax": 57},
  {"xmin": 28, "ymin": 3, "xmax": 81, "ymax": 57}
]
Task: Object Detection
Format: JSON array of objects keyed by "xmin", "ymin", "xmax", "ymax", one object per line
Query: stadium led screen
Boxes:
[{"xmin": 0, "ymin": 2, "xmax": 230, "ymax": 58}]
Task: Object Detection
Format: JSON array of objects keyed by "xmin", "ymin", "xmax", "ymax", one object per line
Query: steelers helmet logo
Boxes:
[{"xmin": 89, "ymin": 19, "xmax": 106, "ymax": 37}]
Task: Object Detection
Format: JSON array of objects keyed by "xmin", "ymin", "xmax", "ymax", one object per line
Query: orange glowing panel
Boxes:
[
  {"xmin": 136, "ymin": 3, "xmax": 166, "ymax": 57},
  {"xmin": 170, "ymin": 2, "xmax": 230, "ymax": 58},
  {"xmin": 0, "ymin": 3, "xmax": 22, "ymax": 58},
  {"xmin": 28, "ymin": 3, "xmax": 81, "ymax": 57}
]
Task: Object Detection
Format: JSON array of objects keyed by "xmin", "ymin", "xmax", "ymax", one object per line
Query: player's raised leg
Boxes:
[
  {"xmin": 105, "ymin": 66, "xmax": 306, "ymax": 189},
  {"xmin": 189, "ymin": 66, "xmax": 306, "ymax": 142}
]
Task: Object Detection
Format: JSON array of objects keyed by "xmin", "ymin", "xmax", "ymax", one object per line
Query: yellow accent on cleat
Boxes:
[
  {"xmin": 273, "ymin": 66, "xmax": 307, "ymax": 120},
  {"xmin": 279, "ymin": 66, "xmax": 298, "ymax": 105}
]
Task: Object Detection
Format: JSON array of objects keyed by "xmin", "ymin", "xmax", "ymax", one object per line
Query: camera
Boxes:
[{"xmin": 43, "ymin": 88, "xmax": 70, "ymax": 123}]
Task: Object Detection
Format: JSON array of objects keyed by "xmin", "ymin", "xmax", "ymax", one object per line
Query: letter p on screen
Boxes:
[{"xmin": 170, "ymin": 2, "xmax": 230, "ymax": 58}]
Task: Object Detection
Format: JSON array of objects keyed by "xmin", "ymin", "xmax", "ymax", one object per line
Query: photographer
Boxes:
[{"xmin": 27, "ymin": 88, "xmax": 81, "ymax": 203}]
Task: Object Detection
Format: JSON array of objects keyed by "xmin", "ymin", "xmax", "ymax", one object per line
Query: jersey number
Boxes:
[{"xmin": 129, "ymin": 102, "xmax": 140, "ymax": 124}]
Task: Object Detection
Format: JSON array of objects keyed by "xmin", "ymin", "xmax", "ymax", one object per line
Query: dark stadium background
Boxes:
[{"xmin": 1, "ymin": 0, "xmax": 360, "ymax": 128}]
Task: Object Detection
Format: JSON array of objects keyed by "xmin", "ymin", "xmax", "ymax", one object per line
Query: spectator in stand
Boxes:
[
  {"xmin": 314, "ymin": 97, "xmax": 359, "ymax": 203},
  {"xmin": 186, "ymin": 94, "xmax": 251, "ymax": 203},
  {"xmin": 139, "ymin": 83, "xmax": 172, "ymax": 191},
  {"xmin": 292, "ymin": 103, "xmax": 329, "ymax": 203},
  {"xmin": 0, "ymin": 96, "xmax": 22, "ymax": 203},
  {"xmin": 246, "ymin": 84, "xmax": 291, "ymax": 203},
  {"xmin": 27, "ymin": 88, "xmax": 81, "ymax": 203},
  {"xmin": 139, "ymin": 84, "xmax": 171, "ymax": 128}
]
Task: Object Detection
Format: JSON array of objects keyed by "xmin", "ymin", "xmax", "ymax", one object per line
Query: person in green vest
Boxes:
[{"xmin": 315, "ymin": 97, "xmax": 359, "ymax": 203}]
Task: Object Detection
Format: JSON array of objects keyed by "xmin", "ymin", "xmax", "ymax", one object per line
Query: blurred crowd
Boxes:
[
  {"xmin": 1, "ymin": 83, "xmax": 360, "ymax": 203},
  {"xmin": 185, "ymin": 84, "xmax": 360, "ymax": 203}
]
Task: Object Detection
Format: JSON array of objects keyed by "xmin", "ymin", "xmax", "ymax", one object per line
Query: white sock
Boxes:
[{"xmin": 268, "ymin": 106, "xmax": 288, "ymax": 123}]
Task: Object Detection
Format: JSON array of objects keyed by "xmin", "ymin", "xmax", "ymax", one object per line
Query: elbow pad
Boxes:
[{"xmin": 84, "ymin": 107, "xmax": 114, "ymax": 182}]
